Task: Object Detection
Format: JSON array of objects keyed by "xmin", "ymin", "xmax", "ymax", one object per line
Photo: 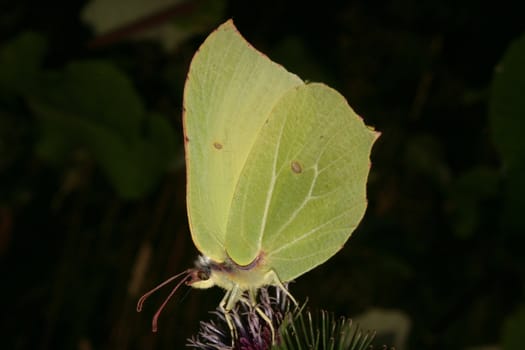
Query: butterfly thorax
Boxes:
[{"xmin": 188, "ymin": 253, "xmax": 276, "ymax": 291}]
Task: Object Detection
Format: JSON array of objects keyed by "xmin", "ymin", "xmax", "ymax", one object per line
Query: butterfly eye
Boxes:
[{"xmin": 197, "ymin": 269, "xmax": 210, "ymax": 281}]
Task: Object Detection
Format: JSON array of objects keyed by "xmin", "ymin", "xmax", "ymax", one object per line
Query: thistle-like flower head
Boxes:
[
  {"xmin": 188, "ymin": 286, "xmax": 289, "ymax": 350},
  {"xmin": 188, "ymin": 286, "xmax": 381, "ymax": 350}
]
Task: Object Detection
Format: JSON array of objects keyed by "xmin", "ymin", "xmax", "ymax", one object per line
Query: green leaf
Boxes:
[
  {"xmin": 0, "ymin": 32, "xmax": 47, "ymax": 98},
  {"xmin": 489, "ymin": 33, "xmax": 525, "ymax": 233},
  {"xmin": 31, "ymin": 60, "xmax": 177, "ymax": 199},
  {"xmin": 38, "ymin": 61, "xmax": 144, "ymax": 141},
  {"xmin": 447, "ymin": 167, "xmax": 500, "ymax": 238},
  {"xmin": 490, "ymin": 33, "xmax": 525, "ymax": 169},
  {"xmin": 82, "ymin": 0, "xmax": 226, "ymax": 50},
  {"xmin": 502, "ymin": 305, "xmax": 525, "ymax": 350},
  {"xmin": 276, "ymin": 309, "xmax": 377, "ymax": 350}
]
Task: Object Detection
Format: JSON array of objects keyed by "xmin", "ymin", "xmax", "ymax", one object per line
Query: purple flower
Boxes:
[
  {"xmin": 187, "ymin": 286, "xmax": 380, "ymax": 350},
  {"xmin": 187, "ymin": 286, "xmax": 290, "ymax": 350}
]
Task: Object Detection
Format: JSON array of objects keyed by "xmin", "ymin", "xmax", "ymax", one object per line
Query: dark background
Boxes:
[{"xmin": 1, "ymin": 0, "xmax": 524, "ymax": 349}]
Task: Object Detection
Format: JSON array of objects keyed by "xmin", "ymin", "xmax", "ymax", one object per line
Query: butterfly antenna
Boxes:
[
  {"xmin": 136, "ymin": 269, "xmax": 192, "ymax": 332},
  {"xmin": 150, "ymin": 273, "xmax": 192, "ymax": 332}
]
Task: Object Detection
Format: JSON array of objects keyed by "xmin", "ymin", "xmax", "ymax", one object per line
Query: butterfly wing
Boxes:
[
  {"xmin": 183, "ymin": 20, "xmax": 303, "ymax": 262},
  {"xmin": 225, "ymin": 83, "xmax": 378, "ymax": 281}
]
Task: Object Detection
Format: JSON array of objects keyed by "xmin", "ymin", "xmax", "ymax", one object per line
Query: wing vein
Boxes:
[
  {"xmin": 268, "ymin": 209, "xmax": 350, "ymax": 257},
  {"xmin": 269, "ymin": 164, "xmax": 319, "ymax": 242},
  {"xmin": 256, "ymin": 117, "xmax": 287, "ymax": 249},
  {"xmin": 268, "ymin": 197, "xmax": 364, "ymax": 258},
  {"xmin": 265, "ymin": 116, "xmax": 350, "ymax": 248}
]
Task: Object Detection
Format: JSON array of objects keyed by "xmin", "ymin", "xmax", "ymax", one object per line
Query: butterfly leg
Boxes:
[
  {"xmin": 266, "ymin": 269, "xmax": 298, "ymax": 307},
  {"xmin": 250, "ymin": 288, "xmax": 277, "ymax": 345},
  {"xmin": 219, "ymin": 283, "xmax": 243, "ymax": 346}
]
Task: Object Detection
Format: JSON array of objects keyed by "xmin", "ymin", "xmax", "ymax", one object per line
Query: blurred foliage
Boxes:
[
  {"xmin": 0, "ymin": 33, "xmax": 179, "ymax": 198},
  {"xmin": 501, "ymin": 304, "xmax": 525, "ymax": 350},
  {"xmin": 489, "ymin": 33, "xmax": 525, "ymax": 235},
  {"xmin": 0, "ymin": 0, "xmax": 524, "ymax": 350},
  {"xmin": 82, "ymin": 0, "xmax": 226, "ymax": 49},
  {"xmin": 278, "ymin": 309, "xmax": 376, "ymax": 350},
  {"xmin": 490, "ymin": 33, "xmax": 525, "ymax": 350}
]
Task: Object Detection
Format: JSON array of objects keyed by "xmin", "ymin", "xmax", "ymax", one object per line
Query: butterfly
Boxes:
[{"xmin": 137, "ymin": 19, "xmax": 378, "ymax": 343}]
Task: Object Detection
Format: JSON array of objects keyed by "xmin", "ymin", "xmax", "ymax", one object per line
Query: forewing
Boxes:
[
  {"xmin": 183, "ymin": 20, "xmax": 303, "ymax": 261},
  {"xmin": 225, "ymin": 83, "xmax": 378, "ymax": 280}
]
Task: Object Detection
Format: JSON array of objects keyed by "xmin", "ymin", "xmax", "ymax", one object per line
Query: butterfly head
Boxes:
[
  {"xmin": 186, "ymin": 255, "xmax": 215, "ymax": 288},
  {"xmin": 137, "ymin": 253, "xmax": 274, "ymax": 332}
]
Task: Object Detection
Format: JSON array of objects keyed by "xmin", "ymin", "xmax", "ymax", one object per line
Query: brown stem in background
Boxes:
[{"xmin": 86, "ymin": 1, "xmax": 197, "ymax": 49}]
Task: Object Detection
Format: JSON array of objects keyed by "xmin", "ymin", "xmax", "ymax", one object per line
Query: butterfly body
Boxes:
[{"xmin": 189, "ymin": 254, "xmax": 275, "ymax": 293}]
